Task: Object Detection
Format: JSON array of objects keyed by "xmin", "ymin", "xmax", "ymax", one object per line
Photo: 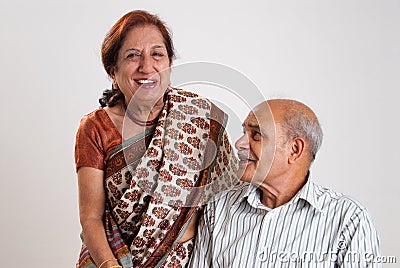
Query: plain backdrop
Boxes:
[{"xmin": 0, "ymin": 0, "xmax": 399, "ymax": 266}]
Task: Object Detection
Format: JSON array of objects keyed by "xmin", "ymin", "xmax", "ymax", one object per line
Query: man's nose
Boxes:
[{"xmin": 235, "ymin": 133, "xmax": 249, "ymax": 150}]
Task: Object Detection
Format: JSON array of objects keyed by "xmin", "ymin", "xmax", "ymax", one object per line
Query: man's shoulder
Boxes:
[
  {"xmin": 207, "ymin": 182, "xmax": 250, "ymax": 208},
  {"xmin": 311, "ymin": 181, "xmax": 370, "ymax": 217}
]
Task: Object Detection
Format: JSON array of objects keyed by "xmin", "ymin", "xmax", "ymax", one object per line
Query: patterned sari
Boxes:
[{"xmin": 76, "ymin": 88, "xmax": 239, "ymax": 268}]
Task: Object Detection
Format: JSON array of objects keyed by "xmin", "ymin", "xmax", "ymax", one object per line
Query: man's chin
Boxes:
[
  {"xmin": 239, "ymin": 177, "xmax": 253, "ymax": 184},
  {"xmin": 239, "ymin": 176, "xmax": 265, "ymax": 186},
  {"xmin": 237, "ymin": 167, "xmax": 255, "ymax": 184},
  {"xmin": 237, "ymin": 161, "xmax": 256, "ymax": 179},
  {"xmin": 237, "ymin": 166, "xmax": 267, "ymax": 185}
]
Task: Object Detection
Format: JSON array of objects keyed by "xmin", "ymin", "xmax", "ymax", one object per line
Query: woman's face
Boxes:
[{"xmin": 113, "ymin": 25, "xmax": 171, "ymax": 105}]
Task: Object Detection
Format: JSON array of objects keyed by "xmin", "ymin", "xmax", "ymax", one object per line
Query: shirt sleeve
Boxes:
[
  {"xmin": 188, "ymin": 203, "xmax": 215, "ymax": 268},
  {"xmin": 337, "ymin": 208, "xmax": 381, "ymax": 268},
  {"xmin": 74, "ymin": 114, "xmax": 105, "ymax": 172}
]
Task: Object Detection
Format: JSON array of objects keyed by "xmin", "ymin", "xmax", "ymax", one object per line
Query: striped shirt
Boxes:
[{"xmin": 189, "ymin": 179, "xmax": 381, "ymax": 268}]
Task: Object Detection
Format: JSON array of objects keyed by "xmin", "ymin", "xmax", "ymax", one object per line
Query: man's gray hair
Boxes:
[{"xmin": 281, "ymin": 108, "xmax": 323, "ymax": 162}]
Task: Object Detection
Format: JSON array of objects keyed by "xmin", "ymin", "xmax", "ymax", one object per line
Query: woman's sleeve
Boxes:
[{"xmin": 74, "ymin": 115, "xmax": 105, "ymax": 172}]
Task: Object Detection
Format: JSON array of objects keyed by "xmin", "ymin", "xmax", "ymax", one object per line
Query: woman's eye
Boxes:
[
  {"xmin": 127, "ymin": 53, "xmax": 141, "ymax": 59},
  {"xmin": 152, "ymin": 52, "xmax": 164, "ymax": 57}
]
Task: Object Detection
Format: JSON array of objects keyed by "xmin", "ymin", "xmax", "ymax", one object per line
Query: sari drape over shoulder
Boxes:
[{"xmin": 76, "ymin": 88, "xmax": 239, "ymax": 268}]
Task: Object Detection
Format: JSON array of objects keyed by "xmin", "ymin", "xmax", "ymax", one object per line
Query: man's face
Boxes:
[{"xmin": 235, "ymin": 103, "xmax": 277, "ymax": 185}]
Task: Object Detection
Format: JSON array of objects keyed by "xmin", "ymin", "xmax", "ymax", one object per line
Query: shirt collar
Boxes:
[
  {"xmin": 289, "ymin": 179, "xmax": 324, "ymax": 213},
  {"xmin": 232, "ymin": 175, "xmax": 324, "ymax": 213},
  {"xmin": 232, "ymin": 182, "xmax": 252, "ymax": 206}
]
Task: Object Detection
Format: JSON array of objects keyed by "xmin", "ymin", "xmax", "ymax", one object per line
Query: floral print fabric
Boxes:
[{"xmin": 77, "ymin": 88, "xmax": 239, "ymax": 268}]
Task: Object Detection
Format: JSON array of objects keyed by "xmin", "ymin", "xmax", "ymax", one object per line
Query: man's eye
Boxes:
[{"xmin": 253, "ymin": 131, "xmax": 262, "ymax": 140}]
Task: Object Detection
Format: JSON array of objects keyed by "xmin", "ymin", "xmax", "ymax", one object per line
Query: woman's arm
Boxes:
[
  {"xmin": 178, "ymin": 210, "xmax": 201, "ymax": 243},
  {"xmin": 77, "ymin": 167, "xmax": 120, "ymax": 268}
]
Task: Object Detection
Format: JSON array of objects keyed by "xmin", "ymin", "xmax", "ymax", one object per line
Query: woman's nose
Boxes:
[
  {"xmin": 235, "ymin": 134, "xmax": 249, "ymax": 150},
  {"xmin": 139, "ymin": 55, "xmax": 153, "ymax": 74}
]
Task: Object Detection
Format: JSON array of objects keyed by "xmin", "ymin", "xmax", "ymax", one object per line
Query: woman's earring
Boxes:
[{"xmin": 112, "ymin": 81, "xmax": 119, "ymax": 90}]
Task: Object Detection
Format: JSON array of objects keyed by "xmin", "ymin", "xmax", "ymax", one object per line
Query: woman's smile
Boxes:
[{"xmin": 134, "ymin": 78, "xmax": 158, "ymax": 89}]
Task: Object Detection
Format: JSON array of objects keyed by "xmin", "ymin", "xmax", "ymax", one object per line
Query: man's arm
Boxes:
[{"xmin": 338, "ymin": 208, "xmax": 381, "ymax": 268}]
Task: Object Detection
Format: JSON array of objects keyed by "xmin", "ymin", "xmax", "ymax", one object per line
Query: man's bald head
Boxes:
[{"xmin": 254, "ymin": 99, "xmax": 323, "ymax": 163}]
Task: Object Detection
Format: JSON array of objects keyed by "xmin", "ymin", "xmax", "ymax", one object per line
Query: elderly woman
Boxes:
[{"xmin": 75, "ymin": 10, "xmax": 238, "ymax": 268}]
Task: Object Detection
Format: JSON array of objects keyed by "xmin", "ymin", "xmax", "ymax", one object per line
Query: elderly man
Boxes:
[{"xmin": 189, "ymin": 99, "xmax": 380, "ymax": 267}]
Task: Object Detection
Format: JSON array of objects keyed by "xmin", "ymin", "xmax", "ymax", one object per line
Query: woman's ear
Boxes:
[
  {"xmin": 110, "ymin": 68, "xmax": 118, "ymax": 88},
  {"xmin": 288, "ymin": 137, "xmax": 305, "ymax": 164},
  {"xmin": 109, "ymin": 67, "xmax": 116, "ymax": 79}
]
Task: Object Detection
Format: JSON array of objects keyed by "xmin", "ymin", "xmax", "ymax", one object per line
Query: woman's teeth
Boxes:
[{"xmin": 137, "ymin": 79, "xmax": 155, "ymax": 84}]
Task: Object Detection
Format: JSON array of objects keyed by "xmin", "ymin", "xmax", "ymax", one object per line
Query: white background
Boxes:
[{"xmin": 0, "ymin": 0, "xmax": 399, "ymax": 266}]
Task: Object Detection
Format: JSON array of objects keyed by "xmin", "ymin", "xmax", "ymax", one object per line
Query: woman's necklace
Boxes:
[{"xmin": 123, "ymin": 102, "xmax": 158, "ymax": 126}]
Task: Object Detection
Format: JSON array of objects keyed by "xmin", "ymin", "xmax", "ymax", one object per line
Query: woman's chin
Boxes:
[{"xmin": 131, "ymin": 87, "xmax": 166, "ymax": 103}]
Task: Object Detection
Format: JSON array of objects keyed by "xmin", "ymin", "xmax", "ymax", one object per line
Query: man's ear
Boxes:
[{"xmin": 288, "ymin": 137, "xmax": 305, "ymax": 164}]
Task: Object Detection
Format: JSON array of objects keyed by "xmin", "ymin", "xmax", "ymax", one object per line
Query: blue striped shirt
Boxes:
[{"xmin": 189, "ymin": 179, "xmax": 381, "ymax": 267}]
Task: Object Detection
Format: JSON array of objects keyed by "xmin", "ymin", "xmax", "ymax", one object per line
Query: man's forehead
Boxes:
[
  {"xmin": 243, "ymin": 113, "xmax": 271, "ymax": 129},
  {"xmin": 245, "ymin": 111, "xmax": 256, "ymax": 120},
  {"xmin": 246, "ymin": 104, "xmax": 273, "ymax": 121},
  {"xmin": 243, "ymin": 112, "xmax": 258, "ymax": 125}
]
